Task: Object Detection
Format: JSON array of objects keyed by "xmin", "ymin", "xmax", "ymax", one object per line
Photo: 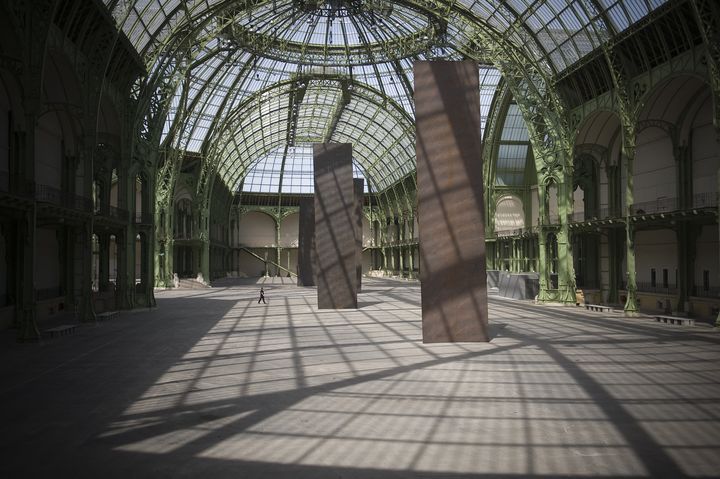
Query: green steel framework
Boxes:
[{"xmin": 6, "ymin": 0, "xmax": 714, "ymax": 323}]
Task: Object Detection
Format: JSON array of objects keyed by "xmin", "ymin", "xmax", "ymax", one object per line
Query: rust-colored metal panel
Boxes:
[
  {"xmin": 414, "ymin": 60, "xmax": 489, "ymax": 342},
  {"xmin": 314, "ymin": 143, "xmax": 357, "ymax": 309},
  {"xmin": 297, "ymin": 197, "xmax": 315, "ymax": 286},
  {"xmin": 354, "ymin": 178, "xmax": 364, "ymax": 293}
]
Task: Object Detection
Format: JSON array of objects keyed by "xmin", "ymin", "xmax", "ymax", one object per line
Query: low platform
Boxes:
[
  {"xmin": 42, "ymin": 324, "xmax": 77, "ymax": 338},
  {"xmin": 96, "ymin": 311, "xmax": 119, "ymax": 321},
  {"xmin": 655, "ymin": 314, "xmax": 695, "ymax": 326},
  {"xmin": 585, "ymin": 303, "xmax": 613, "ymax": 313}
]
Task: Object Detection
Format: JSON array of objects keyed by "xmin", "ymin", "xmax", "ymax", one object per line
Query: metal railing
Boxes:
[
  {"xmin": 570, "ymin": 207, "xmax": 616, "ymax": 223},
  {"xmin": 94, "ymin": 204, "xmax": 129, "ymax": 220},
  {"xmin": 692, "ymin": 191, "xmax": 718, "ymax": 209},
  {"xmin": 35, "ymin": 184, "xmax": 92, "ymax": 211},
  {"xmin": 134, "ymin": 211, "xmax": 153, "ymax": 225},
  {"xmin": 496, "ymin": 225, "xmax": 539, "ymax": 237},
  {"xmin": 635, "ymin": 281, "xmax": 678, "ymax": 294},
  {"xmin": 691, "ymin": 286, "xmax": 720, "ymax": 298},
  {"xmin": 630, "ymin": 197, "xmax": 678, "ymax": 215}
]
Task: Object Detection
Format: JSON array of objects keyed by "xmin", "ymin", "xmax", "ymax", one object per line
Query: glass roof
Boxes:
[
  {"xmin": 479, "ymin": 66, "xmax": 502, "ymax": 140},
  {"xmin": 209, "ymin": 77, "xmax": 415, "ymax": 192},
  {"xmin": 105, "ymin": 0, "xmax": 670, "ymax": 72},
  {"xmin": 496, "ymin": 104, "xmax": 531, "ymax": 187},
  {"xmin": 242, "ymin": 145, "xmax": 370, "ymax": 194},
  {"xmin": 102, "ymin": 0, "xmax": 671, "ymax": 195}
]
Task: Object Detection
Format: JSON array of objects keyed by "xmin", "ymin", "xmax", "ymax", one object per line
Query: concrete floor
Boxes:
[{"xmin": 1, "ymin": 278, "xmax": 720, "ymax": 478}]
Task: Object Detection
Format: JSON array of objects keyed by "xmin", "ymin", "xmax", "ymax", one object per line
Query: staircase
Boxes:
[{"xmin": 176, "ymin": 278, "xmax": 211, "ymax": 289}]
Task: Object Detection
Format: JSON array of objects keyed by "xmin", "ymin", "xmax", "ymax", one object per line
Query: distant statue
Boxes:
[{"xmin": 172, "ymin": 273, "xmax": 179, "ymax": 288}]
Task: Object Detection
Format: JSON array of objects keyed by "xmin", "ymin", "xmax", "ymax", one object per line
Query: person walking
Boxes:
[{"xmin": 258, "ymin": 287, "xmax": 266, "ymax": 304}]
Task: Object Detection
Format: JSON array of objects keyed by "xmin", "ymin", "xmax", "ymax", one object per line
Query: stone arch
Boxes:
[
  {"xmin": 572, "ymin": 153, "xmax": 601, "ymax": 221},
  {"xmin": 279, "ymin": 213, "xmax": 299, "ymax": 248},
  {"xmin": 237, "ymin": 211, "xmax": 277, "ymax": 247},
  {"xmin": 35, "ymin": 49, "xmax": 85, "ymax": 193},
  {"xmin": 96, "ymin": 93, "xmax": 121, "ymax": 140},
  {"xmin": 494, "ymin": 195, "xmax": 525, "ymax": 233},
  {"xmin": 174, "ymin": 198, "xmax": 193, "ymax": 239},
  {"xmin": 134, "ymin": 170, "xmax": 150, "ymax": 222},
  {"xmin": 575, "ymin": 110, "xmax": 623, "ymax": 217}
]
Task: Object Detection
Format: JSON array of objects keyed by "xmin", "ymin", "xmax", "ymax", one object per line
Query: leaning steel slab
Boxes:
[
  {"xmin": 313, "ymin": 143, "xmax": 357, "ymax": 309},
  {"xmin": 297, "ymin": 197, "xmax": 316, "ymax": 286},
  {"xmin": 354, "ymin": 178, "xmax": 364, "ymax": 293},
  {"xmin": 414, "ymin": 60, "xmax": 490, "ymax": 342}
]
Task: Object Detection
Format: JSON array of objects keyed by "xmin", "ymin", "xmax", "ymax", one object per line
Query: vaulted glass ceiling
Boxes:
[{"xmin": 103, "ymin": 0, "xmax": 671, "ymax": 195}]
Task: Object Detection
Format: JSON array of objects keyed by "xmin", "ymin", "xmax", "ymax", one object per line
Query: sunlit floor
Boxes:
[{"xmin": 1, "ymin": 278, "xmax": 720, "ymax": 478}]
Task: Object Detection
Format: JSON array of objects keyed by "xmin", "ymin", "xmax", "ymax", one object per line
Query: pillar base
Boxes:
[
  {"xmin": 538, "ymin": 288, "xmax": 576, "ymax": 304},
  {"xmin": 624, "ymin": 289, "xmax": 639, "ymax": 316},
  {"xmin": 17, "ymin": 308, "xmax": 40, "ymax": 343},
  {"xmin": 557, "ymin": 286, "xmax": 577, "ymax": 304}
]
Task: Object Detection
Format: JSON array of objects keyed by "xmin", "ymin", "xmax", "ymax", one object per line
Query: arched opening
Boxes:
[
  {"xmin": 236, "ymin": 211, "xmax": 277, "ymax": 277},
  {"xmin": 109, "ymin": 234, "xmax": 118, "ymax": 287},
  {"xmin": 93, "ymin": 178, "xmax": 104, "ymax": 214},
  {"xmin": 494, "ymin": 195, "xmax": 525, "ymax": 233},
  {"xmin": 135, "ymin": 233, "xmax": 148, "ymax": 291},
  {"xmin": 546, "ymin": 232, "xmax": 558, "ymax": 288},
  {"xmin": 280, "ymin": 213, "xmax": 299, "ymax": 276},
  {"xmin": 110, "ymin": 169, "xmax": 119, "ymax": 208},
  {"xmin": 574, "ymin": 109, "xmax": 623, "ymax": 302},
  {"xmin": 174, "ymin": 198, "xmax": 193, "ymax": 239},
  {"xmin": 91, "ymin": 234, "xmax": 100, "ymax": 292},
  {"xmin": 135, "ymin": 174, "xmax": 149, "ymax": 224}
]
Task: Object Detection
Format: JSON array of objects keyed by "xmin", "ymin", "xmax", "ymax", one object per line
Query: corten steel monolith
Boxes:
[
  {"xmin": 297, "ymin": 197, "xmax": 316, "ymax": 286},
  {"xmin": 314, "ymin": 143, "xmax": 358, "ymax": 309},
  {"xmin": 414, "ymin": 60, "xmax": 489, "ymax": 342},
  {"xmin": 354, "ymin": 178, "xmax": 364, "ymax": 293}
]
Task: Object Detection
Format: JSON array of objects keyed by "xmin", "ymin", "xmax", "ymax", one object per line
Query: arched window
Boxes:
[{"xmin": 495, "ymin": 195, "xmax": 525, "ymax": 233}]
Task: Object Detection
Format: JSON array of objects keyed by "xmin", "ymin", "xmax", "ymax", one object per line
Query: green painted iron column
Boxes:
[
  {"xmin": 198, "ymin": 207, "xmax": 210, "ymax": 283},
  {"xmin": 155, "ymin": 206, "xmax": 173, "ymax": 288},
  {"xmin": 556, "ymin": 177, "xmax": 577, "ymax": 303},
  {"xmin": 276, "ymin": 216, "xmax": 282, "ymax": 277},
  {"xmin": 623, "ymin": 137, "xmax": 639, "ymax": 316},
  {"xmin": 537, "ymin": 184, "xmax": 550, "ymax": 301}
]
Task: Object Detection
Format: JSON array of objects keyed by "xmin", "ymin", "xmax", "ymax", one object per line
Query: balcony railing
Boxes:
[
  {"xmin": 630, "ymin": 197, "xmax": 678, "ymax": 215},
  {"xmin": 94, "ymin": 204, "xmax": 129, "ymax": 220},
  {"xmin": 635, "ymin": 281, "xmax": 678, "ymax": 294},
  {"xmin": 496, "ymin": 225, "xmax": 539, "ymax": 237},
  {"xmin": 134, "ymin": 211, "xmax": 153, "ymax": 225},
  {"xmin": 692, "ymin": 191, "xmax": 718, "ymax": 209},
  {"xmin": 570, "ymin": 207, "xmax": 617, "ymax": 223},
  {"xmin": 35, "ymin": 184, "xmax": 92, "ymax": 211},
  {"xmin": 691, "ymin": 286, "xmax": 720, "ymax": 298}
]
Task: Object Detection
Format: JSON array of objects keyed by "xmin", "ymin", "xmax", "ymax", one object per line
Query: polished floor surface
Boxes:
[{"xmin": 1, "ymin": 278, "xmax": 719, "ymax": 478}]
